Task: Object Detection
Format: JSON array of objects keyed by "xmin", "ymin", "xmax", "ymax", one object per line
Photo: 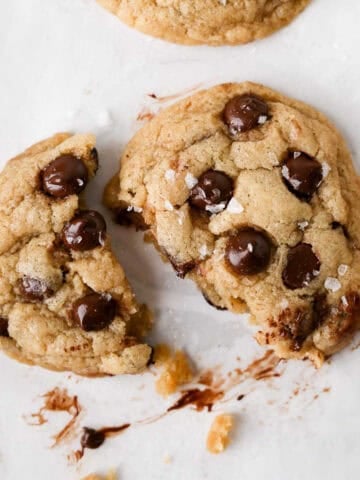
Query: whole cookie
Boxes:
[
  {"xmin": 97, "ymin": 0, "xmax": 311, "ymax": 46},
  {"xmin": 105, "ymin": 82, "xmax": 360, "ymax": 366},
  {"xmin": 0, "ymin": 133, "xmax": 152, "ymax": 376}
]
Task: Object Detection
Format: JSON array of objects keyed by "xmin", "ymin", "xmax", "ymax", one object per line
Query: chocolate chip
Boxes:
[
  {"xmin": 62, "ymin": 210, "xmax": 106, "ymax": 251},
  {"xmin": 223, "ymin": 94, "xmax": 269, "ymax": 135},
  {"xmin": 41, "ymin": 155, "xmax": 88, "ymax": 198},
  {"xmin": 225, "ymin": 228, "xmax": 273, "ymax": 275},
  {"xmin": 146, "ymin": 347, "xmax": 155, "ymax": 366},
  {"xmin": 282, "ymin": 243, "xmax": 320, "ymax": 290},
  {"xmin": 90, "ymin": 148, "xmax": 99, "ymax": 171},
  {"xmin": 18, "ymin": 276, "xmax": 54, "ymax": 301},
  {"xmin": 189, "ymin": 170, "xmax": 233, "ymax": 212},
  {"xmin": 0, "ymin": 318, "xmax": 9, "ymax": 337},
  {"xmin": 168, "ymin": 258, "xmax": 197, "ymax": 278},
  {"xmin": 281, "ymin": 151, "xmax": 323, "ymax": 201},
  {"xmin": 72, "ymin": 293, "xmax": 117, "ymax": 332},
  {"xmin": 80, "ymin": 428, "xmax": 105, "ymax": 450},
  {"xmin": 202, "ymin": 294, "xmax": 227, "ymax": 311}
]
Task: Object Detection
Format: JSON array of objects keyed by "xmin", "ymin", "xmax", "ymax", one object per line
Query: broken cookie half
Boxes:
[
  {"xmin": 0, "ymin": 133, "xmax": 152, "ymax": 375},
  {"xmin": 105, "ymin": 82, "xmax": 360, "ymax": 367}
]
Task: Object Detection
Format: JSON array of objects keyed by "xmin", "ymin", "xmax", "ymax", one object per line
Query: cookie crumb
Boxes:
[
  {"xmin": 205, "ymin": 203, "xmax": 226, "ymax": 214},
  {"xmin": 206, "ymin": 414, "xmax": 234, "ymax": 454},
  {"xmin": 154, "ymin": 346, "xmax": 193, "ymax": 397},
  {"xmin": 163, "ymin": 453, "xmax": 172, "ymax": 464},
  {"xmin": 81, "ymin": 470, "xmax": 116, "ymax": 480}
]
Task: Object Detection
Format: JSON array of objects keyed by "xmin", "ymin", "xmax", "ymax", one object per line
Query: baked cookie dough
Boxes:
[
  {"xmin": 0, "ymin": 133, "xmax": 152, "ymax": 376},
  {"xmin": 105, "ymin": 82, "xmax": 360, "ymax": 366},
  {"xmin": 97, "ymin": 0, "xmax": 311, "ymax": 46}
]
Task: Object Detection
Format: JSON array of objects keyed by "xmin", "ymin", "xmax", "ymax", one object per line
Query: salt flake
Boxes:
[
  {"xmin": 127, "ymin": 205, "xmax": 143, "ymax": 213},
  {"xmin": 205, "ymin": 203, "xmax": 226, "ymax": 214},
  {"xmin": 337, "ymin": 264, "xmax": 348, "ymax": 276},
  {"xmin": 164, "ymin": 200, "xmax": 174, "ymax": 211},
  {"xmin": 298, "ymin": 220, "xmax": 309, "ymax": 231},
  {"xmin": 165, "ymin": 169, "xmax": 176, "ymax": 182},
  {"xmin": 199, "ymin": 244, "xmax": 208, "ymax": 259},
  {"xmin": 280, "ymin": 299, "xmax": 289, "ymax": 309},
  {"xmin": 226, "ymin": 197, "xmax": 244, "ymax": 214},
  {"xmin": 324, "ymin": 277, "xmax": 341, "ymax": 293},
  {"xmin": 185, "ymin": 172, "xmax": 198, "ymax": 189},
  {"xmin": 322, "ymin": 162, "xmax": 331, "ymax": 178}
]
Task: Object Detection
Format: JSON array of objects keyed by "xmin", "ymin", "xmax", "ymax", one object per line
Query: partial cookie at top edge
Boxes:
[{"xmin": 97, "ymin": 0, "xmax": 311, "ymax": 46}]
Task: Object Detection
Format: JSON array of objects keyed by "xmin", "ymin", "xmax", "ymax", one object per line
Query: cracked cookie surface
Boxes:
[
  {"xmin": 105, "ymin": 82, "xmax": 360, "ymax": 366},
  {"xmin": 0, "ymin": 133, "xmax": 152, "ymax": 375},
  {"xmin": 97, "ymin": 0, "xmax": 311, "ymax": 46}
]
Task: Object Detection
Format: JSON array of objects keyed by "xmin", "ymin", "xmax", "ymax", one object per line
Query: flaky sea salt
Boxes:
[
  {"xmin": 126, "ymin": 205, "xmax": 143, "ymax": 213},
  {"xmin": 341, "ymin": 295, "xmax": 349, "ymax": 307},
  {"xmin": 337, "ymin": 264, "xmax": 348, "ymax": 276},
  {"xmin": 281, "ymin": 165, "xmax": 301, "ymax": 188},
  {"xmin": 165, "ymin": 169, "xmax": 176, "ymax": 182},
  {"xmin": 324, "ymin": 277, "xmax": 341, "ymax": 293},
  {"xmin": 199, "ymin": 244, "xmax": 208, "ymax": 259},
  {"xmin": 322, "ymin": 162, "xmax": 331, "ymax": 178},
  {"xmin": 298, "ymin": 220, "xmax": 309, "ymax": 231},
  {"xmin": 205, "ymin": 203, "xmax": 226, "ymax": 214},
  {"xmin": 226, "ymin": 197, "xmax": 244, "ymax": 214},
  {"xmin": 280, "ymin": 299, "xmax": 289, "ymax": 309},
  {"xmin": 177, "ymin": 211, "xmax": 185, "ymax": 225},
  {"xmin": 185, "ymin": 172, "xmax": 198, "ymax": 189},
  {"xmin": 164, "ymin": 200, "xmax": 174, "ymax": 211},
  {"xmin": 257, "ymin": 115, "xmax": 268, "ymax": 125}
]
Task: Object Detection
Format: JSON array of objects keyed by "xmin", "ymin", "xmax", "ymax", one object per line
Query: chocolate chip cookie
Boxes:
[
  {"xmin": 0, "ymin": 133, "xmax": 152, "ymax": 375},
  {"xmin": 105, "ymin": 82, "xmax": 360, "ymax": 366},
  {"xmin": 97, "ymin": 0, "xmax": 311, "ymax": 46}
]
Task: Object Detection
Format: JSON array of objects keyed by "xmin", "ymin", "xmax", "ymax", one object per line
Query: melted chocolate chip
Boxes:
[
  {"xmin": 189, "ymin": 170, "xmax": 233, "ymax": 212},
  {"xmin": 72, "ymin": 293, "xmax": 117, "ymax": 332},
  {"xmin": 202, "ymin": 294, "xmax": 228, "ymax": 311},
  {"xmin": 223, "ymin": 94, "xmax": 269, "ymax": 135},
  {"xmin": 331, "ymin": 221, "xmax": 350, "ymax": 239},
  {"xmin": 18, "ymin": 276, "xmax": 54, "ymax": 301},
  {"xmin": 41, "ymin": 155, "xmax": 89, "ymax": 198},
  {"xmin": 282, "ymin": 243, "xmax": 320, "ymax": 290},
  {"xmin": 281, "ymin": 151, "xmax": 323, "ymax": 201},
  {"xmin": 169, "ymin": 258, "xmax": 197, "ymax": 279},
  {"xmin": 80, "ymin": 428, "xmax": 105, "ymax": 450},
  {"xmin": 146, "ymin": 347, "xmax": 155, "ymax": 366},
  {"xmin": 62, "ymin": 210, "xmax": 106, "ymax": 251},
  {"xmin": 0, "ymin": 318, "xmax": 9, "ymax": 337},
  {"xmin": 90, "ymin": 148, "xmax": 99, "ymax": 171},
  {"xmin": 225, "ymin": 228, "xmax": 272, "ymax": 275}
]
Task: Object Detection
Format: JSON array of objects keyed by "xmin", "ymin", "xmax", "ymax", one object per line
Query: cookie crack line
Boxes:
[
  {"xmin": 0, "ymin": 133, "xmax": 152, "ymax": 376},
  {"xmin": 105, "ymin": 81, "xmax": 360, "ymax": 367}
]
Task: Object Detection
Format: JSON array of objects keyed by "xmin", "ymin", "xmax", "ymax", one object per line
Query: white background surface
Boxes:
[{"xmin": 0, "ymin": 1, "xmax": 360, "ymax": 479}]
